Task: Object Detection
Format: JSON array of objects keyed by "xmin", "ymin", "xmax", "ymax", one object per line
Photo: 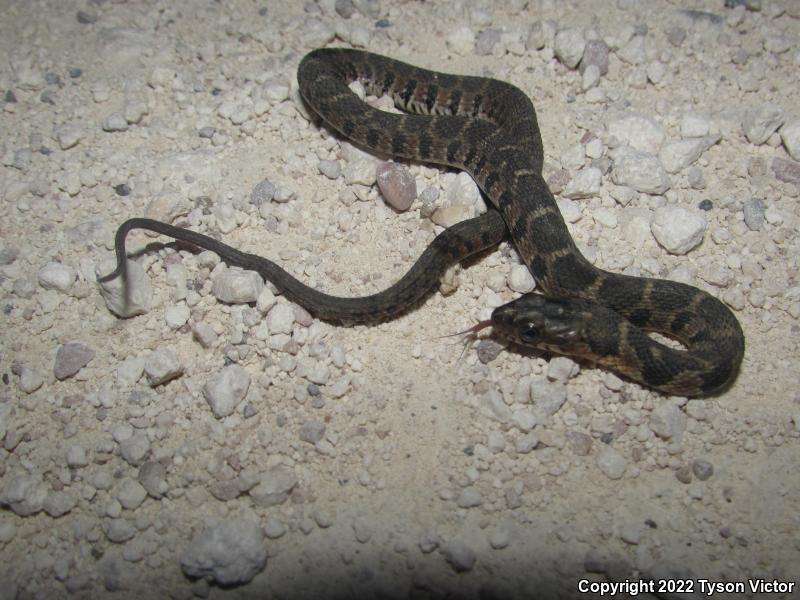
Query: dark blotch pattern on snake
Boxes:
[{"xmin": 103, "ymin": 48, "xmax": 744, "ymax": 397}]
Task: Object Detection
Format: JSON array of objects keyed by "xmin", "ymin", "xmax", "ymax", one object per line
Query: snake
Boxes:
[{"xmin": 100, "ymin": 48, "xmax": 744, "ymax": 397}]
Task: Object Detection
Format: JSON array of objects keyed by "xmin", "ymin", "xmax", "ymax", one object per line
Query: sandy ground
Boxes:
[{"xmin": 1, "ymin": 0, "xmax": 799, "ymax": 598}]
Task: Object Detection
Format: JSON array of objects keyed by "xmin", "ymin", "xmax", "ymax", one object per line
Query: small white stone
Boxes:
[
  {"xmin": 585, "ymin": 138, "xmax": 604, "ymax": 159},
  {"xmin": 592, "ymin": 207, "xmax": 617, "ymax": 228},
  {"xmin": 487, "ymin": 431, "xmax": 506, "ymax": 453},
  {"xmin": 680, "ymin": 112, "xmax": 710, "ymax": 138},
  {"xmin": 554, "ymin": 27, "xmax": 586, "ymax": 69},
  {"xmin": 180, "ymin": 518, "xmax": 267, "ymax": 585},
  {"xmin": 646, "ymin": 61, "xmax": 666, "ymax": 84},
  {"xmin": 511, "ymin": 409, "xmax": 537, "ymax": 433},
  {"xmin": 508, "ymin": 265, "xmax": 535, "ymax": 293},
  {"xmin": 563, "ymin": 167, "xmax": 602, "ymax": 199},
  {"xmin": 318, "ymin": 159, "xmax": 341, "ymax": 179},
  {"xmin": 164, "ymin": 304, "xmax": 190, "ymax": 329},
  {"xmin": 192, "ymin": 321, "xmax": 218, "ymax": 348},
  {"xmin": 343, "ymin": 157, "xmax": 376, "ymax": 186},
  {"xmin": 607, "ymin": 113, "xmax": 666, "ymax": 154},
  {"xmin": 780, "ymin": 119, "xmax": 800, "ymax": 160},
  {"xmin": 581, "ymin": 64, "xmax": 600, "ymax": 91},
  {"xmin": 212, "ymin": 268, "xmax": 264, "ymax": 304},
  {"xmin": 116, "ymin": 356, "xmax": 144, "ymax": 386},
  {"xmin": 649, "ymin": 402, "xmax": 687, "ymax": 440},
  {"xmin": 96, "ymin": 258, "xmax": 153, "ymax": 318},
  {"xmin": 489, "ymin": 528, "xmax": 510, "ymax": 549},
  {"xmin": 56, "ymin": 125, "xmax": 83, "ymax": 150},
  {"xmin": 214, "ymin": 202, "xmax": 238, "ymax": 234},
  {"xmin": 650, "ymin": 206, "xmax": 707, "ymax": 255},
  {"xmin": 456, "ymin": 486, "xmax": 482, "ymax": 508},
  {"xmin": 17, "ymin": 364, "xmax": 43, "ymax": 394},
  {"xmin": 256, "ymin": 287, "xmax": 277, "ymax": 314},
  {"xmin": 595, "ymin": 445, "xmax": 626, "ymax": 479},
  {"xmin": 203, "ymin": 365, "xmax": 251, "ymax": 418},
  {"xmin": 116, "ymin": 478, "xmax": 147, "ymax": 510},
  {"xmin": 267, "ymin": 303, "xmax": 295, "ymax": 335},
  {"xmin": 66, "ymin": 445, "xmax": 88, "ymax": 468},
  {"xmin": 143, "ymin": 348, "xmax": 184, "ymax": 386},
  {"xmin": 249, "ymin": 467, "xmax": 297, "ymax": 507},
  {"xmin": 446, "ymin": 26, "xmax": 476, "ymax": 56},
  {"xmin": 547, "ymin": 357, "xmax": 579, "ymax": 382},
  {"xmin": 659, "ymin": 135, "xmax": 721, "ymax": 174},
  {"xmin": 102, "ymin": 113, "xmax": 128, "ymax": 132},
  {"xmin": 743, "ymin": 103, "xmax": 785, "ymax": 145},
  {"xmin": 556, "ymin": 197, "xmax": 582, "ymax": 222},
  {"xmin": 611, "ymin": 148, "xmax": 670, "ymax": 195},
  {"xmin": 38, "ymin": 262, "xmax": 76, "ymax": 292}
]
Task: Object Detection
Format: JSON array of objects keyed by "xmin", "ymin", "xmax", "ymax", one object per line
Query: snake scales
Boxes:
[{"xmin": 102, "ymin": 48, "xmax": 744, "ymax": 397}]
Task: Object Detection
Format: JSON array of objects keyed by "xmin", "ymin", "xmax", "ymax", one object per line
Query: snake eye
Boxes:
[{"xmin": 519, "ymin": 322, "xmax": 540, "ymax": 343}]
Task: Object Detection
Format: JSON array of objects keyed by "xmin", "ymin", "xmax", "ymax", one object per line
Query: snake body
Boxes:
[{"xmin": 104, "ymin": 48, "xmax": 744, "ymax": 397}]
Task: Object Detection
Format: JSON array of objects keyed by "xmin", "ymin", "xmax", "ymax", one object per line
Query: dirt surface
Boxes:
[{"xmin": 1, "ymin": 0, "xmax": 799, "ymax": 598}]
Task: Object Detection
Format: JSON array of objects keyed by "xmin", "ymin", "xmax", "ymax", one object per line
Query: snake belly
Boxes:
[{"xmin": 105, "ymin": 48, "xmax": 744, "ymax": 397}]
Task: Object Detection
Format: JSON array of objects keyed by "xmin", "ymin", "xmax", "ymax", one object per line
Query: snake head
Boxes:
[{"xmin": 491, "ymin": 294, "xmax": 589, "ymax": 355}]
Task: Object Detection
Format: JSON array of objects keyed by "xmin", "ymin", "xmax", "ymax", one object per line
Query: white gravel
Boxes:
[{"xmin": 0, "ymin": 1, "xmax": 798, "ymax": 598}]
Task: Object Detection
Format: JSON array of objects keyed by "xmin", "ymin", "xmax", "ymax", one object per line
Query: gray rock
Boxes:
[
  {"xmin": 0, "ymin": 474, "xmax": 48, "ymax": 516},
  {"xmin": 250, "ymin": 179, "xmax": 276, "ymax": 206},
  {"xmin": 616, "ymin": 35, "xmax": 646, "ymax": 64},
  {"xmin": 117, "ymin": 478, "xmax": 147, "ymax": 510},
  {"xmin": 692, "ymin": 459, "xmax": 714, "ymax": 480},
  {"xmin": 476, "ymin": 29, "xmax": 501, "ymax": 55},
  {"xmin": 352, "ymin": 516, "xmax": 372, "ymax": 543},
  {"xmin": 298, "ymin": 420, "xmax": 326, "ymax": 444},
  {"xmin": 119, "ymin": 432, "xmax": 150, "ymax": 466},
  {"xmin": 318, "ymin": 159, "xmax": 341, "ymax": 179},
  {"xmin": 212, "ymin": 268, "xmax": 264, "ymax": 304},
  {"xmin": 442, "ymin": 540, "xmax": 477, "ymax": 572},
  {"xmin": 180, "ymin": 519, "xmax": 267, "ymax": 586},
  {"xmin": 580, "ymin": 39, "xmax": 609, "ymax": 75},
  {"xmin": 530, "ymin": 381, "xmax": 567, "ymax": 417},
  {"xmin": 54, "ymin": 342, "xmax": 95, "ymax": 380},
  {"xmin": 138, "ymin": 461, "xmax": 168, "ymax": 498},
  {"xmin": 143, "ymin": 348, "xmax": 184, "ymax": 386},
  {"xmin": 38, "ymin": 262, "xmax": 76, "ymax": 292},
  {"xmin": 565, "ymin": 431, "xmax": 593, "ymax": 456},
  {"xmin": 267, "ymin": 303, "xmax": 295, "ymax": 335},
  {"xmin": 659, "ymin": 135, "xmax": 721, "ymax": 174},
  {"xmin": 101, "ymin": 112, "xmax": 128, "ymax": 132},
  {"xmin": 456, "ymin": 486, "xmax": 482, "ymax": 508},
  {"xmin": 743, "ymin": 198, "xmax": 766, "ymax": 230},
  {"xmin": 526, "ymin": 20, "xmax": 556, "ymax": 50},
  {"xmin": 772, "ymin": 158, "xmax": 800, "ymax": 185},
  {"xmin": 742, "ymin": 103, "xmax": 785, "ymax": 145},
  {"xmin": 377, "ymin": 162, "xmax": 417, "ymax": 211},
  {"xmin": 43, "ymin": 491, "xmax": 76, "ymax": 517},
  {"xmin": 203, "ymin": 365, "xmax": 251, "ymax": 418},
  {"xmin": 649, "ymin": 402, "xmax": 687, "ymax": 440},
  {"xmin": 96, "ymin": 258, "xmax": 153, "ymax": 318},
  {"xmin": 249, "ymin": 466, "xmax": 297, "ymax": 507},
  {"xmin": 780, "ymin": 120, "xmax": 800, "ymax": 160},
  {"xmin": 105, "ymin": 518, "xmax": 136, "ymax": 543},
  {"xmin": 66, "ymin": 444, "xmax": 89, "ymax": 468},
  {"xmin": 680, "ymin": 112, "xmax": 710, "ymax": 137}
]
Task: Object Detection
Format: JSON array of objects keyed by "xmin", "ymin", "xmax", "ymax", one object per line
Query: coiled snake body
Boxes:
[{"xmin": 103, "ymin": 48, "xmax": 744, "ymax": 397}]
